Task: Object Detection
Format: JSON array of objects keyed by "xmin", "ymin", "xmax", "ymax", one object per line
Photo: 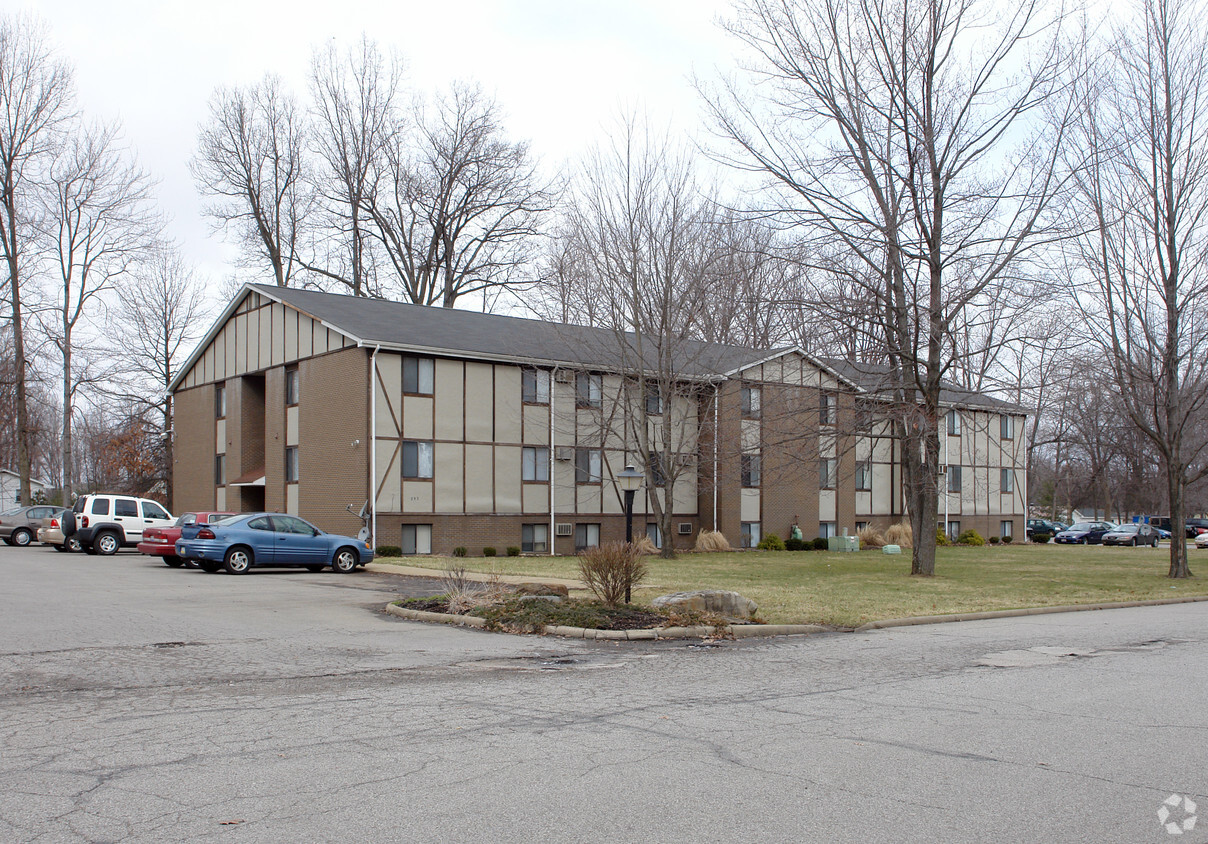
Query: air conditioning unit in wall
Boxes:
[
  {"xmin": 554, "ymin": 370, "xmax": 574, "ymax": 383},
  {"xmin": 677, "ymin": 522, "xmax": 693, "ymax": 535},
  {"xmin": 554, "ymin": 446, "xmax": 574, "ymax": 461},
  {"xmin": 555, "ymin": 522, "xmax": 573, "ymax": 536}
]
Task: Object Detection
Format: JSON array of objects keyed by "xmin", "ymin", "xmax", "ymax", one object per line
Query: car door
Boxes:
[
  {"xmin": 270, "ymin": 515, "xmax": 325, "ymax": 564},
  {"xmin": 242, "ymin": 516, "xmax": 276, "ymax": 564},
  {"xmin": 140, "ymin": 500, "xmax": 174, "ymax": 535},
  {"xmin": 27, "ymin": 507, "xmax": 52, "ymax": 530},
  {"xmin": 113, "ymin": 497, "xmax": 142, "ymax": 542}
]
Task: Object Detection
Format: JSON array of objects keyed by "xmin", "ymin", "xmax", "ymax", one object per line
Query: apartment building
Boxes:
[{"xmin": 169, "ymin": 284, "xmax": 1027, "ymax": 552}]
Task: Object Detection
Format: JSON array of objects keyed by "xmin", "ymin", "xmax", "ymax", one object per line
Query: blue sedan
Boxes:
[{"xmin": 176, "ymin": 513, "xmax": 374, "ymax": 575}]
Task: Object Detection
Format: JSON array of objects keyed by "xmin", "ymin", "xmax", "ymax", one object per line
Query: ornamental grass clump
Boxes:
[
  {"xmin": 885, "ymin": 522, "xmax": 913, "ymax": 547},
  {"xmin": 578, "ymin": 542, "xmax": 648, "ymax": 606},
  {"xmin": 857, "ymin": 526, "xmax": 887, "ymax": 548},
  {"xmin": 694, "ymin": 530, "xmax": 731, "ymax": 552}
]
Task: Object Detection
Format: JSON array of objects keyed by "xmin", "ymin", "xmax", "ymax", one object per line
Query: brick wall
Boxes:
[{"xmin": 173, "ymin": 385, "xmax": 215, "ymax": 512}]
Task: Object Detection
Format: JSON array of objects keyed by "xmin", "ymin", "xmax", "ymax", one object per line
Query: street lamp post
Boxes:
[{"xmin": 616, "ymin": 464, "xmax": 644, "ymax": 604}]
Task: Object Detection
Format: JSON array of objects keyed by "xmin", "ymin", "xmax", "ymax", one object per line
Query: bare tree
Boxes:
[
  {"xmin": 307, "ymin": 37, "xmax": 401, "ymax": 297},
  {"xmin": 1068, "ymin": 0, "xmax": 1208, "ymax": 577},
  {"xmin": 0, "ymin": 13, "xmax": 73, "ymax": 503},
  {"xmin": 702, "ymin": 0, "xmax": 1074, "ymax": 574},
  {"xmin": 111, "ymin": 248, "xmax": 207, "ymax": 510},
  {"xmin": 368, "ymin": 82, "xmax": 554, "ymax": 307},
  {"xmin": 193, "ymin": 75, "xmax": 309, "ymax": 288},
  {"xmin": 40, "ymin": 119, "xmax": 157, "ymax": 504}
]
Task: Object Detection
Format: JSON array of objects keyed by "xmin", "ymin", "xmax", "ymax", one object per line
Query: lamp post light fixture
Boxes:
[{"xmin": 617, "ymin": 464, "xmax": 644, "ymax": 544}]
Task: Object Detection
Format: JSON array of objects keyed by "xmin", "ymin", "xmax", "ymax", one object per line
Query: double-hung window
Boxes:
[
  {"xmin": 576, "ymin": 373, "xmax": 602, "ymax": 408},
  {"xmin": 741, "ymin": 454, "xmax": 761, "ymax": 488},
  {"xmin": 403, "ymin": 357, "xmax": 434, "ymax": 395},
  {"xmin": 402, "ymin": 441, "xmax": 434, "ymax": 479},
  {"xmin": 522, "ymin": 447, "xmax": 549, "ymax": 482},
  {"xmin": 575, "ymin": 448, "xmax": 601, "ymax": 483},
  {"xmin": 522, "ymin": 369, "xmax": 549, "ymax": 404}
]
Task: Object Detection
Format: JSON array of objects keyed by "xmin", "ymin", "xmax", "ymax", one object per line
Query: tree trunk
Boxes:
[
  {"xmin": 61, "ymin": 328, "xmax": 73, "ymax": 506},
  {"xmin": 1167, "ymin": 460, "xmax": 1191, "ymax": 578}
]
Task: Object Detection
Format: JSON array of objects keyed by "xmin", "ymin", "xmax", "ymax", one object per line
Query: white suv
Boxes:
[{"xmin": 64, "ymin": 494, "xmax": 175, "ymax": 556}]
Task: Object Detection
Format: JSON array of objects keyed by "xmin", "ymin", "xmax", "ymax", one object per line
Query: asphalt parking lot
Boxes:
[{"xmin": 2, "ymin": 544, "xmax": 1206, "ymax": 842}]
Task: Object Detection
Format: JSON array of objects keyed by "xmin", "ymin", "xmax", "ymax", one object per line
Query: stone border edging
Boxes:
[
  {"xmin": 384, "ymin": 604, "xmax": 828, "ymax": 639},
  {"xmin": 853, "ymin": 594, "xmax": 1208, "ymax": 632}
]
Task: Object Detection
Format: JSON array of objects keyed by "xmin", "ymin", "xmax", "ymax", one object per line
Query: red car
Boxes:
[{"xmin": 138, "ymin": 512, "xmax": 236, "ymax": 567}]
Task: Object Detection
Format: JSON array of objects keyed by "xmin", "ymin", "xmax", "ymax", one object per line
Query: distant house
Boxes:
[
  {"xmin": 168, "ymin": 284, "xmax": 1028, "ymax": 553},
  {"xmin": 0, "ymin": 469, "xmax": 48, "ymax": 506}
]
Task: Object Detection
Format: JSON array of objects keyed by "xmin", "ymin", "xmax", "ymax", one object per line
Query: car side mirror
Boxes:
[{"xmin": 313, "ymin": 528, "xmax": 321, "ymax": 536}]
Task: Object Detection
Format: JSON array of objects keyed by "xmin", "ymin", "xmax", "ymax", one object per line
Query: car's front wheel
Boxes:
[
  {"xmin": 11, "ymin": 528, "xmax": 32, "ymax": 547},
  {"xmin": 95, "ymin": 532, "xmax": 120, "ymax": 556},
  {"xmin": 331, "ymin": 547, "xmax": 358, "ymax": 573},
  {"xmin": 223, "ymin": 546, "xmax": 253, "ymax": 575}
]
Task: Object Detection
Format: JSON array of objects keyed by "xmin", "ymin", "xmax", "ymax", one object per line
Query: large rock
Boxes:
[
  {"xmin": 512, "ymin": 582, "xmax": 570, "ymax": 598},
  {"xmin": 651, "ymin": 590, "xmax": 758, "ymax": 619}
]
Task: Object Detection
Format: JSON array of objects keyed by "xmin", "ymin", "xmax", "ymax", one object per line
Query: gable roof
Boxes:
[{"xmin": 822, "ymin": 358, "xmax": 1024, "ymax": 413}]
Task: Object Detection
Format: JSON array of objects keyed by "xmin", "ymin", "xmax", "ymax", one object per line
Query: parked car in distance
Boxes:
[
  {"xmin": 1054, "ymin": 522, "xmax": 1117, "ymax": 544},
  {"xmin": 175, "ymin": 512, "xmax": 374, "ymax": 575},
  {"xmin": 137, "ymin": 511, "xmax": 236, "ymax": 567},
  {"xmin": 1185, "ymin": 518, "xmax": 1208, "ymax": 538},
  {"xmin": 38, "ymin": 509, "xmax": 81, "ymax": 552},
  {"xmin": 64, "ymin": 494, "xmax": 176, "ymax": 556},
  {"xmin": 0, "ymin": 505, "xmax": 60, "ymax": 547},
  {"xmin": 1195, "ymin": 532, "xmax": 1208, "ymax": 549},
  {"xmin": 1026, "ymin": 518, "xmax": 1067, "ymax": 540},
  {"xmin": 1101, "ymin": 524, "xmax": 1160, "ymax": 547}
]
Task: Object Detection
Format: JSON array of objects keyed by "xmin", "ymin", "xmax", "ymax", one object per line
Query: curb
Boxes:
[
  {"xmin": 853, "ymin": 594, "xmax": 1208, "ymax": 632},
  {"xmin": 385, "ymin": 604, "xmax": 829, "ymax": 639}
]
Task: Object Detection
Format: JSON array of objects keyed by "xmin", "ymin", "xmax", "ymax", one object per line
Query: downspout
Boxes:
[
  {"xmin": 712, "ymin": 387, "xmax": 719, "ymax": 531},
  {"xmin": 549, "ymin": 368, "xmax": 556, "ymax": 556},
  {"xmin": 370, "ymin": 344, "xmax": 380, "ymax": 549}
]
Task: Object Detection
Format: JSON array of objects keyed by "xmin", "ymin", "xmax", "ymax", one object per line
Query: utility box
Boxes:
[
  {"xmin": 828, "ymin": 536, "xmax": 860, "ymax": 552},
  {"xmin": 882, "ymin": 544, "xmax": 902, "ymax": 554}
]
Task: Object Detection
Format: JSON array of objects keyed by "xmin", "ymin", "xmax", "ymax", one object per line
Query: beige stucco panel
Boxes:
[
  {"xmin": 522, "ymin": 483, "xmax": 549, "ymax": 514},
  {"xmin": 494, "ymin": 446, "xmax": 521, "ymax": 513},
  {"xmin": 286, "ymin": 406, "xmax": 298, "ymax": 446},
  {"xmin": 674, "ymin": 473, "xmax": 697, "ymax": 514},
  {"xmin": 741, "ymin": 488, "xmax": 761, "ymax": 523},
  {"xmin": 522, "ymin": 405, "xmax": 549, "ymax": 445},
  {"xmin": 872, "ymin": 463, "xmax": 894, "ymax": 513},
  {"xmin": 818, "ymin": 489, "xmax": 836, "ymax": 521},
  {"xmin": 577, "ymin": 483, "xmax": 602, "ymax": 514},
  {"xmin": 553, "ymin": 461, "xmax": 576, "ymax": 511},
  {"xmin": 464, "ymin": 444, "xmax": 494, "ymax": 512},
  {"xmin": 403, "ymin": 481, "xmax": 433, "ymax": 513},
  {"xmin": 434, "ymin": 442, "xmax": 464, "ymax": 513},
  {"xmin": 376, "ymin": 355, "xmax": 402, "ymax": 437},
  {"xmin": 403, "ymin": 396, "xmax": 434, "ymax": 440},
  {"xmin": 435, "ymin": 359, "xmax": 464, "ymax": 441},
  {"xmin": 215, "ymin": 419, "xmax": 226, "ymax": 452},
  {"xmin": 375, "ymin": 440, "xmax": 401, "ymax": 514},
  {"xmin": 464, "ymin": 364, "xmax": 494, "ymax": 442},
  {"xmin": 216, "ymin": 487, "xmax": 226, "ymax": 510},
  {"xmin": 494, "ymin": 367, "xmax": 522, "ymax": 444}
]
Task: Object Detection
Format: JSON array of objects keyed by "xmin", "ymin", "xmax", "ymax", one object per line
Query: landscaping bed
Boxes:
[{"xmin": 394, "ymin": 595, "xmax": 726, "ymax": 634}]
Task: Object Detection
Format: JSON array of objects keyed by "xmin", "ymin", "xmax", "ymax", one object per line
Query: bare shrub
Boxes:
[
  {"xmin": 440, "ymin": 565, "xmax": 482, "ymax": 614},
  {"xmin": 694, "ymin": 530, "xmax": 731, "ymax": 552},
  {"xmin": 885, "ymin": 522, "xmax": 913, "ymax": 548},
  {"xmin": 578, "ymin": 542, "xmax": 648, "ymax": 606},
  {"xmin": 857, "ymin": 526, "xmax": 887, "ymax": 548}
]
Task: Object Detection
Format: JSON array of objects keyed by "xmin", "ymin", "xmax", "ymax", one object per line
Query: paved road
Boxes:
[{"xmin": 1, "ymin": 546, "xmax": 1205, "ymax": 842}]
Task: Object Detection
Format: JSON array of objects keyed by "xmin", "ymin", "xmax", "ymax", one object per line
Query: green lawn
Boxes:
[{"xmin": 375, "ymin": 544, "xmax": 1207, "ymax": 627}]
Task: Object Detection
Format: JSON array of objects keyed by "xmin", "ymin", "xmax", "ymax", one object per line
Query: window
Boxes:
[
  {"xmin": 274, "ymin": 515, "xmax": 315, "ymax": 535},
  {"xmin": 820, "ymin": 392, "xmax": 837, "ymax": 426},
  {"xmin": 855, "ymin": 461, "xmax": 872, "ymax": 491},
  {"xmin": 576, "ymin": 373, "xmax": 602, "ymax": 408},
  {"xmin": 248, "ymin": 516, "xmax": 273, "ymax": 531},
  {"xmin": 741, "ymin": 522, "xmax": 761, "ymax": 548},
  {"xmin": 947, "ymin": 465, "xmax": 962, "ymax": 493},
  {"xmin": 819, "ymin": 458, "xmax": 837, "ymax": 489},
  {"xmin": 90, "ymin": 498, "xmax": 110, "ymax": 516},
  {"xmin": 646, "ymin": 522, "xmax": 663, "ymax": 548},
  {"xmin": 575, "ymin": 523, "xmax": 600, "ymax": 551},
  {"xmin": 1000, "ymin": 414, "xmax": 1013, "ymax": 439},
  {"xmin": 522, "ymin": 447, "xmax": 549, "ymax": 482},
  {"xmin": 522, "ymin": 523, "xmax": 548, "ymax": 553},
  {"xmin": 575, "ymin": 448, "xmax": 601, "ymax": 483},
  {"xmin": 1001, "ymin": 520, "xmax": 1014, "ymax": 539},
  {"xmin": 401, "ymin": 524, "xmax": 433, "ymax": 555},
  {"xmin": 948, "ymin": 520, "xmax": 961, "ymax": 541},
  {"xmin": 215, "ymin": 454, "xmax": 226, "ymax": 486},
  {"xmin": 403, "ymin": 356, "xmax": 434, "ymax": 395},
  {"xmin": 649, "ymin": 451, "xmax": 667, "ymax": 487},
  {"xmin": 820, "ymin": 521, "xmax": 837, "ymax": 539},
  {"xmin": 141, "ymin": 501, "xmax": 169, "ymax": 520},
  {"xmin": 855, "ymin": 521, "xmax": 869, "ymax": 532},
  {"xmin": 947, "ymin": 410, "xmax": 961, "ymax": 436},
  {"xmin": 741, "ymin": 385, "xmax": 761, "ymax": 419},
  {"xmin": 284, "ymin": 367, "xmax": 299, "ymax": 406},
  {"xmin": 215, "ymin": 383, "xmax": 226, "ymax": 418},
  {"xmin": 741, "ymin": 454, "xmax": 761, "ymax": 488},
  {"xmin": 285, "ymin": 446, "xmax": 299, "ymax": 483},
  {"xmin": 645, "ymin": 382, "xmax": 663, "ymax": 415},
  {"xmin": 1001, "ymin": 468, "xmax": 1014, "ymax": 493},
  {"xmin": 402, "ymin": 441, "xmax": 434, "ymax": 479},
  {"xmin": 522, "ymin": 369, "xmax": 550, "ymax": 404},
  {"xmin": 115, "ymin": 498, "xmax": 138, "ymax": 518}
]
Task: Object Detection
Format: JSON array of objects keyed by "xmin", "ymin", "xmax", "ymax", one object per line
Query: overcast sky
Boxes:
[{"xmin": 24, "ymin": 0, "xmax": 737, "ymax": 285}]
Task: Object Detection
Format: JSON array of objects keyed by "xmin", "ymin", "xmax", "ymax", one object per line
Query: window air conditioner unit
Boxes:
[
  {"xmin": 555, "ymin": 522, "xmax": 573, "ymax": 536},
  {"xmin": 677, "ymin": 522, "xmax": 693, "ymax": 535},
  {"xmin": 554, "ymin": 370, "xmax": 574, "ymax": 383},
  {"xmin": 555, "ymin": 446, "xmax": 574, "ymax": 461}
]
